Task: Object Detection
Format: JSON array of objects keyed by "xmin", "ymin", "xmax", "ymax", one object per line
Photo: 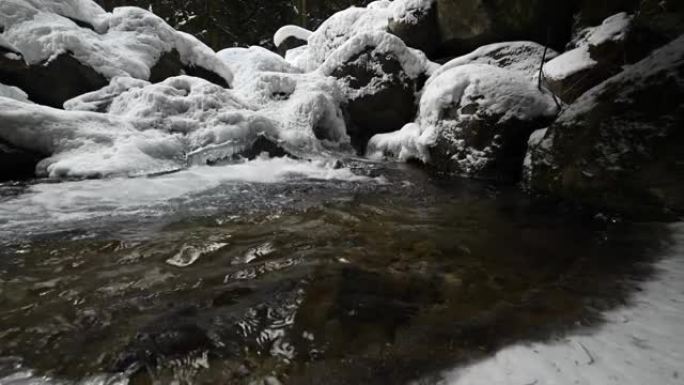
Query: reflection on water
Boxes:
[{"xmin": 0, "ymin": 160, "xmax": 674, "ymax": 385}]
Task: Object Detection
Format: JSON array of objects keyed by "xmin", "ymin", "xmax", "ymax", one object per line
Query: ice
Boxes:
[{"xmin": 439, "ymin": 222, "xmax": 684, "ymax": 385}]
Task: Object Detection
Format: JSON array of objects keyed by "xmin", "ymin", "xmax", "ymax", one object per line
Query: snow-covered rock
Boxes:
[
  {"xmin": 0, "ymin": 0, "xmax": 232, "ymax": 107},
  {"xmin": 369, "ymin": 64, "xmax": 558, "ymax": 179},
  {"xmin": 273, "ymin": 25, "xmax": 311, "ymax": 56},
  {"xmin": 296, "ymin": 0, "xmax": 436, "ymax": 71},
  {"xmin": 543, "ymin": 13, "xmax": 633, "ymax": 103},
  {"xmin": 0, "ymin": 73, "xmax": 350, "ymax": 179},
  {"xmin": 387, "ymin": 0, "xmax": 439, "ymax": 56},
  {"xmin": 527, "ymin": 35, "xmax": 684, "ymax": 217},
  {"xmin": 319, "ymin": 31, "xmax": 437, "ymax": 149},
  {"xmin": 429, "ymin": 41, "xmax": 558, "ymax": 83}
]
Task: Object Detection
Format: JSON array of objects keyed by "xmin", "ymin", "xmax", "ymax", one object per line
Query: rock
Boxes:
[
  {"xmin": 0, "ymin": 139, "xmax": 42, "ymax": 181},
  {"xmin": 526, "ymin": 36, "xmax": 684, "ymax": 217},
  {"xmin": 543, "ymin": 13, "xmax": 634, "ymax": 103},
  {"xmin": 388, "ymin": 0, "xmax": 440, "ymax": 57},
  {"xmin": 0, "ymin": 51, "xmax": 109, "ymax": 108},
  {"xmin": 429, "ymin": 41, "xmax": 558, "ymax": 81},
  {"xmin": 368, "ymin": 63, "xmax": 558, "ymax": 181},
  {"xmin": 320, "ymin": 31, "xmax": 434, "ymax": 151},
  {"xmin": 423, "ymin": 65, "xmax": 559, "ymax": 180},
  {"xmin": 435, "ymin": 0, "xmax": 575, "ymax": 56}
]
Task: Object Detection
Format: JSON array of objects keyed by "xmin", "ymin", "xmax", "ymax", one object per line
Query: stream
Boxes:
[{"xmin": 0, "ymin": 157, "xmax": 679, "ymax": 385}]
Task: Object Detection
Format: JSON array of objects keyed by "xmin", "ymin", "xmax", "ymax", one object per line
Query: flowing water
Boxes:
[{"xmin": 0, "ymin": 157, "xmax": 677, "ymax": 385}]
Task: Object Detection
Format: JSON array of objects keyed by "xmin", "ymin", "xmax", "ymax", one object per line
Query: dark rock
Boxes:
[
  {"xmin": 276, "ymin": 36, "xmax": 307, "ymax": 57},
  {"xmin": 574, "ymin": 0, "xmax": 639, "ymax": 26},
  {"xmin": 235, "ymin": 134, "xmax": 294, "ymax": 161},
  {"xmin": 0, "ymin": 51, "xmax": 108, "ymax": 109},
  {"xmin": 0, "ymin": 139, "xmax": 42, "ymax": 181},
  {"xmin": 435, "ymin": 0, "xmax": 575, "ymax": 57},
  {"xmin": 327, "ymin": 47, "xmax": 422, "ymax": 152},
  {"xmin": 150, "ymin": 49, "xmax": 230, "ymax": 88},
  {"xmin": 543, "ymin": 11, "xmax": 677, "ymax": 104},
  {"xmin": 526, "ymin": 36, "xmax": 684, "ymax": 217},
  {"xmin": 388, "ymin": 3, "xmax": 440, "ymax": 57}
]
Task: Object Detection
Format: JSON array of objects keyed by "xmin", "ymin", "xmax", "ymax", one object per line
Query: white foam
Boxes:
[{"xmin": 0, "ymin": 157, "xmax": 372, "ymax": 232}]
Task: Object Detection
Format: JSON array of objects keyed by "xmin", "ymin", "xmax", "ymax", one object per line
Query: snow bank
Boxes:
[
  {"xmin": 544, "ymin": 13, "xmax": 632, "ymax": 81},
  {"xmin": 429, "ymin": 41, "xmax": 558, "ymax": 83},
  {"xmin": 367, "ymin": 64, "xmax": 557, "ymax": 164},
  {"xmin": 0, "ymin": 0, "xmax": 232, "ymax": 85},
  {"xmin": 273, "ymin": 25, "xmax": 312, "ymax": 48},
  {"xmin": 440, "ymin": 222, "xmax": 684, "ymax": 385}
]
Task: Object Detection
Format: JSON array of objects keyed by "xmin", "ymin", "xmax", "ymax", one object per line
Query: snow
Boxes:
[
  {"xmin": 367, "ymin": 122, "xmax": 429, "ymax": 162},
  {"xmin": 544, "ymin": 12, "xmax": 632, "ymax": 82},
  {"xmin": 217, "ymin": 46, "xmax": 301, "ymax": 90},
  {"xmin": 543, "ymin": 45, "xmax": 598, "ymax": 81},
  {"xmin": 429, "ymin": 41, "xmax": 559, "ymax": 83},
  {"xmin": 0, "ymin": 83, "xmax": 30, "ymax": 103},
  {"xmin": 17, "ymin": 0, "xmax": 110, "ymax": 32},
  {"xmin": 1, "ymin": 0, "xmax": 232, "ymax": 85},
  {"xmin": 303, "ymin": 0, "xmax": 435, "ymax": 71},
  {"xmin": 439, "ymin": 222, "xmax": 684, "ymax": 385},
  {"xmin": 273, "ymin": 25, "xmax": 312, "ymax": 48},
  {"xmin": 367, "ymin": 64, "xmax": 558, "ymax": 164},
  {"xmin": 389, "ymin": 0, "xmax": 434, "ymax": 25},
  {"xmin": 63, "ymin": 76, "xmax": 150, "ymax": 112}
]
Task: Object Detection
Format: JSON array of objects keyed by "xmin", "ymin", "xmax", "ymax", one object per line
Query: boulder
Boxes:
[
  {"xmin": 387, "ymin": 0, "xmax": 440, "ymax": 57},
  {"xmin": 574, "ymin": 0, "xmax": 639, "ymax": 26},
  {"xmin": 319, "ymin": 32, "xmax": 435, "ymax": 151},
  {"xmin": 429, "ymin": 41, "xmax": 558, "ymax": 81},
  {"xmin": 435, "ymin": 0, "xmax": 575, "ymax": 56},
  {"xmin": 368, "ymin": 64, "xmax": 559, "ymax": 181},
  {"xmin": 543, "ymin": 13, "xmax": 634, "ymax": 104},
  {"xmin": 525, "ymin": 36, "xmax": 684, "ymax": 217}
]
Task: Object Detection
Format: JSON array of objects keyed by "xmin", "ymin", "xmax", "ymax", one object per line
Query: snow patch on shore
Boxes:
[{"xmin": 439, "ymin": 222, "xmax": 684, "ymax": 385}]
